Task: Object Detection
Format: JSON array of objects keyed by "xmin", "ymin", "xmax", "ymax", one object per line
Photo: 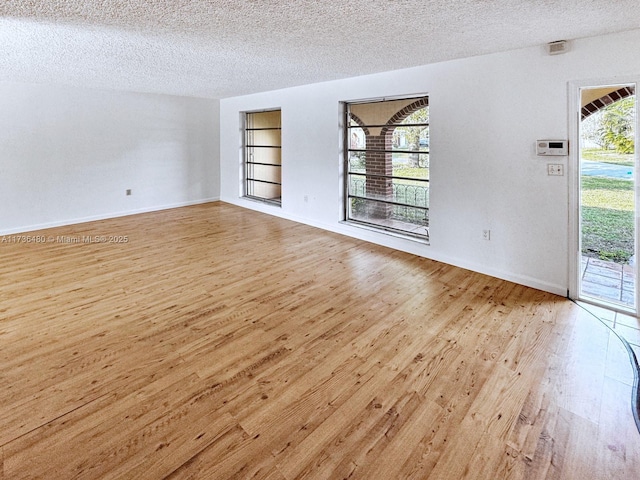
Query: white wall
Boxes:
[
  {"xmin": 220, "ymin": 29, "xmax": 640, "ymax": 295},
  {"xmin": 0, "ymin": 82, "xmax": 219, "ymax": 234}
]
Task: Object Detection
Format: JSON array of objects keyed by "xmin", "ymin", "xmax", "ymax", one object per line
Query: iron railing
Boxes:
[{"xmin": 349, "ymin": 178, "xmax": 429, "ymax": 226}]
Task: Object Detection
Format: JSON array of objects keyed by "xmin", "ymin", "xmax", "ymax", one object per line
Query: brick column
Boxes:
[{"xmin": 365, "ymin": 132, "xmax": 393, "ymax": 218}]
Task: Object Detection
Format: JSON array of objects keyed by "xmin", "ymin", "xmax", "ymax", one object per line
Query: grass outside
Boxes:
[
  {"xmin": 393, "ymin": 166, "xmax": 428, "ymax": 178},
  {"xmin": 393, "ymin": 166, "xmax": 429, "ymax": 189},
  {"xmin": 581, "ymin": 175, "xmax": 634, "ymax": 263},
  {"xmin": 582, "ymin": 148, "xmax": 634, "ymax": 166}
]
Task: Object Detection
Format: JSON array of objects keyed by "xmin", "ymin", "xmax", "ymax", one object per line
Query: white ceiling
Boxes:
[{"xmin": 1, "ymin": 1, "xmax": 639, "ymax": 99}]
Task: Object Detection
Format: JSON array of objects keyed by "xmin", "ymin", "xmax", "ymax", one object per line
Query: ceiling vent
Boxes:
[{"xmin": 547, "ymin": 40, "xmax": 569, "ymax": 55}]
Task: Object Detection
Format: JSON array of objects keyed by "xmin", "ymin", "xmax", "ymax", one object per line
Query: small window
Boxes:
[
  {"xmin": 245, "ymin": 110, "xmax": 282, "ymax": 205},
  {"xmin": 345, "ymin": 97, "xmax": 429, "ymax": 241}
]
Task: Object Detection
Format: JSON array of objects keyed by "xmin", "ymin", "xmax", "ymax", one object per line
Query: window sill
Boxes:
[
  {"xmin": 341, "ymin": 220, "xmax": 430, "ymax": 245},
  {"xmin": 243, "ymin": 195, "xmax": 282, "ymax": 207}
]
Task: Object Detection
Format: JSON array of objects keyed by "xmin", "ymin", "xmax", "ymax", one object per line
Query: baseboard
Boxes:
[
  {"xmin": 0, "ymin": 197, "xmax": 220, "ymax": 236},
  {"xmin": 422, "ymin": 253, "xmax": 568, "ymax": 296},
  {"xmin": 221, "ymin": 198, "xmax": 567, "ymax": 297}
]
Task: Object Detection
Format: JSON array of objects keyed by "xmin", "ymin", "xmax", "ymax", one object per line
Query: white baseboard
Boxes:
[
  {"xmin": 221, "ymin": 198, "xmax": 567, "ymax": 297},
  {"xmin": 0, "ymin": 197, "xmax": 220, "ymax": 236}
]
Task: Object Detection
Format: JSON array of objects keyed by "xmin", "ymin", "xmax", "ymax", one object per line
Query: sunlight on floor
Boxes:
[{"xmin": 577, "ymin": 301, "xmax": 640, "ymax": 360}]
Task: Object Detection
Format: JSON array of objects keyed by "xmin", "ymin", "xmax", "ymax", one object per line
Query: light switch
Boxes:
[{"xmin": 547, "ymin": 164, "xmax": 564, "ymax": 176}]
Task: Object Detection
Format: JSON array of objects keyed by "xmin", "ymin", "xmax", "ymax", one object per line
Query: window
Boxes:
[
  {"xmin": 345, "ymin": 97, "xmax": 429, "ymax": 241},
  {"xmin": 245, "ymin": 110, "xmax": 282, "ymax": 205}
]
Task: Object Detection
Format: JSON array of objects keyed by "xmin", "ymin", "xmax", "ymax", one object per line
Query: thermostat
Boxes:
[{"xmin": 537, "ymin": 140, "xmax": 568, "ymax": 156}]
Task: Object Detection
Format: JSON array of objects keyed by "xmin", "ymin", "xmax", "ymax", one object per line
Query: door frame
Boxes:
[{"xmin": 568, "ymin": 76, "xmax": 639, "ymax": 315}]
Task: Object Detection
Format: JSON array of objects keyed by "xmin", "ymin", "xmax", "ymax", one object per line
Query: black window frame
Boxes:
[
  {"xmin": 244, "ymin": 109, "xmax": 282, "ymax": 206},
  {"xmin": 344, "ymin": 97, "xmax": 430, "ymax": 241}
]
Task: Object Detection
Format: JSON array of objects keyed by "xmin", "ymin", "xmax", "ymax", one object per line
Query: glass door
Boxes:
[{"xmin": 577, "ymin": 83, "xmax": 637, "ymax": 312}]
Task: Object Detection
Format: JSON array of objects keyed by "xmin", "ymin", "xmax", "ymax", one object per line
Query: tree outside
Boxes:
[
  {"xmin": 392, "ymin": 108, "xmax": 429, "ymax": 168},
  {"xmin": 581, "ymin": 96, "xmax": 635, "ymax": 263}
]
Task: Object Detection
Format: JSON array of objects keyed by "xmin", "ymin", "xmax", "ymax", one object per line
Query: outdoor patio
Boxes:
[{"xmin": 581, "ymin": 255, "xmax": 635, "ymax": 305}]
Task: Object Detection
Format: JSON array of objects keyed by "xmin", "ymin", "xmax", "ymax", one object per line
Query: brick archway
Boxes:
[
  {"xmin": 380, "ymin": 97, "xmax": 430, "ymax": 136},
  {"xmin": 351, "ymin": 98, "xmax": 429, "ymax": 218},
  {"xmin": 348, "ymin": 113, "xmax": 370, "ymax": 136},
  {"xmin": 581, "ymin": 86, "xmax": 635, "ymax": 120}
]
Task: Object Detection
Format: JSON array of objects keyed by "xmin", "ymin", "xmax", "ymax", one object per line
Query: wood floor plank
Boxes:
[{"xmin": 1, "ymin": 202, "xmax": 639, "ymax": 479}]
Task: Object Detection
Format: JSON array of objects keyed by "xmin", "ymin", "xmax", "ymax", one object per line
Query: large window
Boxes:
[
  {"xmin": 245, "ymin": 110, "xmax": 282, "ymax": 205},
  {"xmin": 345, "ymin": 97, "xmax": 429, "ymax": 240}
]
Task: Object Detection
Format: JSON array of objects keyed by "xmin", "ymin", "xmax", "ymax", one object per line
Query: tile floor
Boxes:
[
  {"xmin": 578, "ymin": 302, "xmax": 640, "ymax": 360},
  {"xmin": 579, "ymin": 256, "xmax": 640, "ymax": 359}
]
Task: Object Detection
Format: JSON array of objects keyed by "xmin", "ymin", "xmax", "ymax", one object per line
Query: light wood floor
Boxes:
[{"xmin": 1, "ymin": 202, "xmax": 639, "ymax": 479}]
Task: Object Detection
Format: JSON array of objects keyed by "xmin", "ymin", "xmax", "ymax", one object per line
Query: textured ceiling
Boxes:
[{"xmin": 1, "ymin": 1, "xmax": 639, "ymax": 99}]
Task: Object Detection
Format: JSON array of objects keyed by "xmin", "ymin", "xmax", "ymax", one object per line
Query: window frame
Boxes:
[
  {"xmin": 244, "ymin": 109, "xmax": 282, "ymax": 206},
  {"xmin": 343, "ymin": 96, "xmax": 430, "ymax": 242}
]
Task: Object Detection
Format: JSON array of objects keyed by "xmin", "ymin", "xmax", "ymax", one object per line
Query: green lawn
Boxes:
[
  {"xmin": 581, "ymin": 148, "xmax": 634, "ymax": 166},
  {"xmin": 393, "ymin": 166, "xmax": 428, "ymax": 179},
  {"xmin": 581, "ymin": 175, "xmax": 634, "ymax": 263}
]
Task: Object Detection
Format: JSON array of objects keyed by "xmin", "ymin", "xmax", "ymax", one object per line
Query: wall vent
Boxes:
[{"xmin": 547, "ymin": 40, "xmax": 569, "ymax": 55}]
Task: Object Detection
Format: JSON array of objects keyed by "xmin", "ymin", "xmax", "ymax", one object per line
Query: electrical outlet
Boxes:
[
  {"xmin": 483, "ymin": 229, "xmax": 491, "ymax": 241},
  {"xmin": 304, "ymin": 195, "xmax": 308, "ymax": 203},
  {"xmin": 126, "ymin": 189, "xmax": 132, "ymax": 196},
  {"xmin": 547, "ymin": 164, "xmax": 564, "ymax": 176}
]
